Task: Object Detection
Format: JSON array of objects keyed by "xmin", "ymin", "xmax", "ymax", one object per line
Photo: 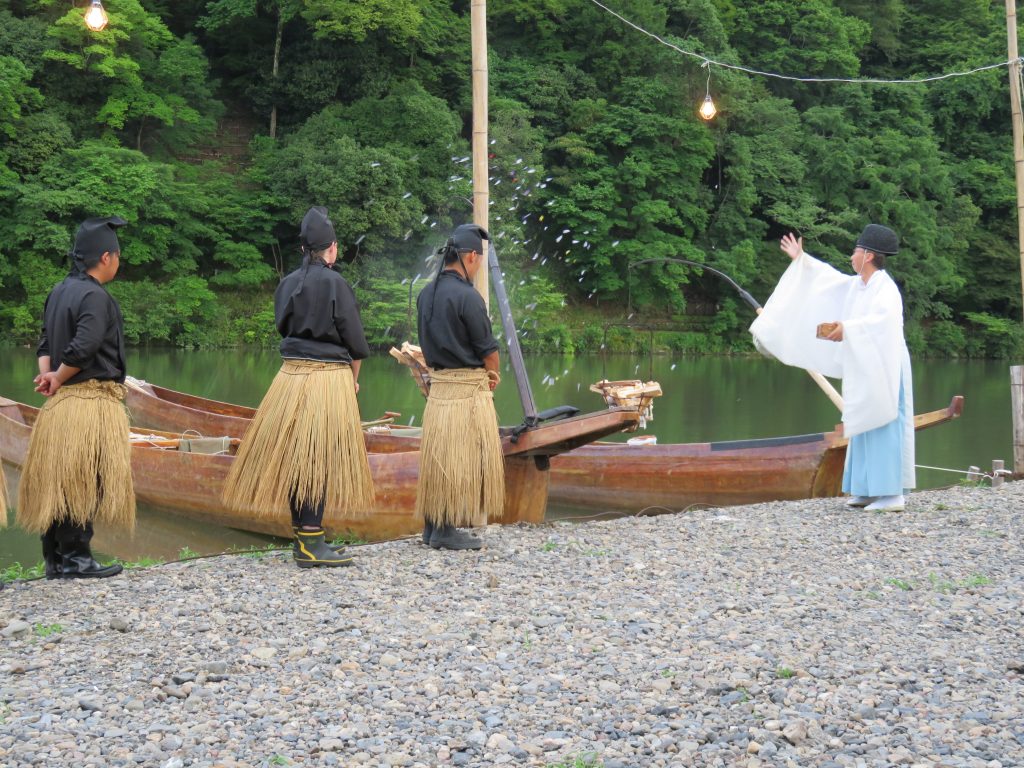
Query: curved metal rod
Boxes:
[
  {"xmin": 627, "ymin": 257, "xmax": 844, "ymax": 412},
  {"xmin": 628, "ymin": 257, "xmax": 762, "ymax": 312}
]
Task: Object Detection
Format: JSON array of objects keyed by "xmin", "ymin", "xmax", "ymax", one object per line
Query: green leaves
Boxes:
[
  {"xmin": 0, "ymin": 0, "xmax": 1019, "ymax": 355},
  {"xmin": 302, "ymin": 0, "xmax": 424, "ymax": 42}
]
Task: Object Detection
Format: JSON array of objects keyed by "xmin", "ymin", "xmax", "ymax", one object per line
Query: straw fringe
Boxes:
[
  {"xmin": 222, "ymin": 360, "xmax": 374, "ymax": 519},
  {"xmin": 16, "ymin": 381, "xmax": 135, "ymax": 534},
  {"xmin": 415, "ymin": 368, "xmax": 504, "ymax": 527}
]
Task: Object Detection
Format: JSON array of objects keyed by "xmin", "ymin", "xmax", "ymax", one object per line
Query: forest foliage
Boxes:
[{"xmin": 0, "ymin": 0, "xmax": 1022, "ymax": 356}]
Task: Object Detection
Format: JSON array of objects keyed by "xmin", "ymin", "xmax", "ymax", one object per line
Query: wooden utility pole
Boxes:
[
  {"xmin": 1011, "ymin": 365, "xmax": 1024, "ymax": 474},
  {"xmin": 470, "ymin": 0, "xmax": 490, "ymax": 308},
  {"xmin": 1007, "ymin": 0, "xmax": 1024, "ymax": 318}
]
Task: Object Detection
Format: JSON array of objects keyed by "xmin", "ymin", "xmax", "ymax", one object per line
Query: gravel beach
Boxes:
[{"xmin": 1, "ymin": 483, "xmax": 1022, "ymax": 768}]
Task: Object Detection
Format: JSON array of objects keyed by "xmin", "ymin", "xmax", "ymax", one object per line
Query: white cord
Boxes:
[{"xmin": 587, "ymin": 0, "xmax": 1019, "ymax": 85}]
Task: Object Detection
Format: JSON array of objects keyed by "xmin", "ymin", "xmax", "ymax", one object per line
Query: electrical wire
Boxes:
[{"xmin": 586, "ymin": 0, "xmax": 1020, "ymax": 85}]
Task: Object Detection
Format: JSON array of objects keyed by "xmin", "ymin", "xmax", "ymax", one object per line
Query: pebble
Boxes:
[{"xmin": 0, "ymin": 484, "xmax": 1021, "ymax": 766}]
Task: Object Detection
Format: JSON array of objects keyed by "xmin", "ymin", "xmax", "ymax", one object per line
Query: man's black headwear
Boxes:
[
  {"xmin": 69, "ymin": 216, "xmax": 127, "ymax": 273},
  {"xmin": 290, "ymin": 206, "xmax": 338, "ymax": 300},
  {"xmin": 856, "ymin": 224, "xmax": 899, "ymax": 255},
  {"xmin": 424, "ymin": 224, "xmax": 490, "ymax": 324},
  {"xmin": 450, "ymin": 223, "xmax": 488, "ymax": 255},
  {"xmin": 300, "ymin": 206, "xmax": 337, "ymax": 254}
]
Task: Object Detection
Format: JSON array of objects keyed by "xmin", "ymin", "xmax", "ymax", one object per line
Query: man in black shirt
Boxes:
[
  {"xmin": 223, "ymin": 207, "xmax": 375, "ymax": 567},
  {"xmin": 415, "ymin": 224, "xmax": 504, "ymax": 550},
  {"xmin": 18, "ymin": 216, "xmax": 134, "ymax": 579}
]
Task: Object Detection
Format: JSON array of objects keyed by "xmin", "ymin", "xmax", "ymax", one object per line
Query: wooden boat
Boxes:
[
  {"xmin": 124, "ymin": 381, "xmax": 965, "ymax": 513},
  {"xmin": 549, "ymin": 396, "xmax": 963, "ymax": 511},
  {"xmin": 0, "ymin": 396, "xmax": 637, "ymax": 540}
]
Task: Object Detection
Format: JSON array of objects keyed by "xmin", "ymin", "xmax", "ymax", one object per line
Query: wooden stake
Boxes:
[
  {"xmin": 993, "ymin": 459, "xmax": 1005, "ymax": 488},
  {"xmin": 471, "ymin": 0, "xmax": 490, "ymax": 308},
  {"xmin": 1011, "ymin": 365, "xmax": 1024, "ymax": 473},
  {"xmin": 1006, "ymin": 0, "xmax": 1024, "ymax": 318}
]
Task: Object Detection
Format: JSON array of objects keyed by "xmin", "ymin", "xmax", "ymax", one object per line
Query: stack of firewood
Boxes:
[
  {"xmin": 389, "ymin": 342, "xmax": 432, "ymax": 398},
  {"xmin": 589, "ymin": 379, "xmax": 663, "ymax": 431}
]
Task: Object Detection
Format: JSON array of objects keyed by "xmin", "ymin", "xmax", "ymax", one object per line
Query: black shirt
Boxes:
[
  {"xmin": 275, "ymin": 261, "xmax": 370, "ymax": 363},
  {"xmin": 37, "ymin": 272, "xmax": 126, "ymax": 384},
  {"xmin": 417, "ymin": 270, "xmax": 499, "ymax": 369}
]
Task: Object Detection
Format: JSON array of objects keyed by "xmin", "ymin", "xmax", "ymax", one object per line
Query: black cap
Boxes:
[
  {"xmin": 73, "ymin": 216, "xmax": 127, "ymax": 261},
  {"xmin": 300, "ymin": 206, "xmax": 336, "ymax": 251},
  {"xmin": 451, "ymin": 223, "xmax": 489, "ymax": 253},
  {"xmin": 856, "ymin": 224, "xmax": 899, "ymax": 255}
]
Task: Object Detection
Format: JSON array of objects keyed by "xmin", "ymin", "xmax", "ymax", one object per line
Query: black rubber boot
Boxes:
[
  {"xmin": 41, "ymin": 525, "xmax": 62, "ymax": 580},
  {"xmin": 56, "ymin": 522, "xmax": 123, "ymax": 579},
  {"xmin": 421, "ymin": 521, "xmax": 434, "ymax": 545},
  {"xmin": 292, "ymin": 526, "xmax": 345, "ymax": 554},
  {"xmin": 293, "ymin": 529, "xmax": 354, "ymax": 568},
  {"xmin": 429, "ymin": 525, "xmax": 483, "ymax": 551}
]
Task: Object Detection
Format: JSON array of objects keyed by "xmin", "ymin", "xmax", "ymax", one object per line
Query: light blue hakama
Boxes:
[{"xmin": 842, "ymin": 374, "xmax": 908, "ymax": 497}]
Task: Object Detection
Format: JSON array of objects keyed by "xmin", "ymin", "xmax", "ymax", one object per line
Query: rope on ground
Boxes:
[{"xmin": 915, "ymin": 463, "xmax": 1013, "ymax": 481}]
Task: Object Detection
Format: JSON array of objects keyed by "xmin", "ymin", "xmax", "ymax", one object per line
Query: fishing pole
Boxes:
[
  {"xmin": 626, "ymin": 256, "xmax": 844, "ymax": 412},
  {"xmin": 626, "ymin": 257, "xmax": 762, "ymax": 315}
]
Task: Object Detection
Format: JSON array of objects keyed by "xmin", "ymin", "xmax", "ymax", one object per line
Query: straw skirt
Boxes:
[
  {"xmin": 415, "ymin": 368, "xmax": 504, "ymax": 527},
  {"xmin": 222, "ymin": 359, "xmax": 374, "ymax": 518},
  {"xmin": 17, "ymin": 380, "xmax": 135, "ymax": 534}
]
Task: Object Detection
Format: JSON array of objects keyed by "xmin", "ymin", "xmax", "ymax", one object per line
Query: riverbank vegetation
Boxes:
[{"xmin": 1, "ymin": 0, "xmax": 1021, "ymax": 356}]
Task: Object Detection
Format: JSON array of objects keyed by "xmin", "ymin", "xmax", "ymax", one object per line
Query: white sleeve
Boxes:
[{"xmin": 749, "ymin": 252, "xmax": 852, "ymax": 379}]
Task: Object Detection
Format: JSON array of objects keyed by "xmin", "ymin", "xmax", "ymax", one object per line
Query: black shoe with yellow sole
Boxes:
[
  {"xmin": 293, "ymin": 529, "xmax": 354, "ymax": 568},
  {"xmin": 292, "ymin": 526, "xmax": 346, "ymax": 554}
]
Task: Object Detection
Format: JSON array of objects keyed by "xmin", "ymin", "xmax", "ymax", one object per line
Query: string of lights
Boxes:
[{"xmin": 587, "ymin": 0, "xmax": 1019, "ymax": 86}]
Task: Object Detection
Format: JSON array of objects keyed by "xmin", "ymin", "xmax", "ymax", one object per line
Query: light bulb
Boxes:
[
  {"xmin": 699, "ymin": 94, "xmax": 717, "ymax": 121},
  {"xmin": 85, "ymin": 0, "xmax": 108, "ymax": 31}
]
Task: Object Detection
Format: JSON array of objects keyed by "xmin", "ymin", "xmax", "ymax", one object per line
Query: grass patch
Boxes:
[
  {"xmin": 177, "ymin": 546, "xmax": 200, "ymax": 560},
  {"xmin": 546, "ymin": 753, "xmax": 602, "ymax": 768},
  {"xmin": 775, "ymin": 666, "xmax": 795, "ymax": 679},
  {"xmin": 33, "ymin": 622, "xmax": 62, "ymax": 638},
  {"xmin": 268, "ymin": 757, "xmax": 290, "ymax": 767},
  {"xmin": 660, "ymin": 668, "xmax": 677, "ymax": 678},
  {"xmin": 928, "ymin": 572, "xmax": 992, "ymax": 593},
  {"xmin": 232, "ymin": 545, "xmax": 275, "ymax": 560},
  {"xmin": 0, "ymin": 561, "xmax": 46, "ymax": 581},
  {"xmin": 863, "ymin": 590, "xmax": 882, "ymax": 600},
  {"xmin": 928, "ymin": 573, "xmax": 955, "ymax": 593},
  {"xmin": 959, "ymin": 574, "xmax": 992, "ymax": 589},
  {"xmin": 330, "ymin": 532, "xmax": 367, "ymax": 547},
  {"xmin": 541, "ymin": 540, "xmax": 558, "ymax": 552},
  {"xmin": 885, "ymin": 577, "xmax": 913, "ymax": 591},
  {"xmin": 979, "ymin": 529, "xmax": 1006, "ymax": 539}
]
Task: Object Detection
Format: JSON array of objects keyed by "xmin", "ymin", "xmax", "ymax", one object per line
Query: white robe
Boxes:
[{"xmin": 749, "ymin": 252, "xmax": 915, "ymax": 489}]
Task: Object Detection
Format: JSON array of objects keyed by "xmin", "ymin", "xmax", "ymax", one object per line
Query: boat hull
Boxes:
[
  {"xmin": 0, "ymin": 400, "xmax": 527, "ymax": 540},
  {"xmin": 3, "ymin": 394, "xmax": 637, "ymax": 539},
  {"xmin": 123, "ymin": 384, "xmax": 964, "ymax": 515}
]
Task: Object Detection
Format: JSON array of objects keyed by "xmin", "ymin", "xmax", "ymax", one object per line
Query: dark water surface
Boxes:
[{"xmin": 0, "ymin": 347, "xmax": 1010, "ymax": 569}]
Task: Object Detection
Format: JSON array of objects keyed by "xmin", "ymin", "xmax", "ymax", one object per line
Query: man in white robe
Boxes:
[{"xmin": 749, "ymin": 224, "xmax": 914, "ymax": 512}]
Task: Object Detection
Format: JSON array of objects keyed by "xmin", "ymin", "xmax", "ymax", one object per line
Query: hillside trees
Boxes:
[{"xmin": 0, "ymin": 0, "xmax": 1019, "ymax": 355}]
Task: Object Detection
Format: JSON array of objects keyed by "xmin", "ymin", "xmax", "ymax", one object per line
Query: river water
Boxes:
[{"xmin": 0, "ymin": 347, "xmax": 1011, "ymax": 569}]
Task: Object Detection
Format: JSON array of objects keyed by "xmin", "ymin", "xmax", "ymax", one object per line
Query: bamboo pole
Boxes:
[
  {"xmin": 1006, "ymin": 0, "xmax": 1024, "ymax": 318},
  {"xmin": 470, "ymin": 0, "xmax": 490, "ymax": 308}
]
